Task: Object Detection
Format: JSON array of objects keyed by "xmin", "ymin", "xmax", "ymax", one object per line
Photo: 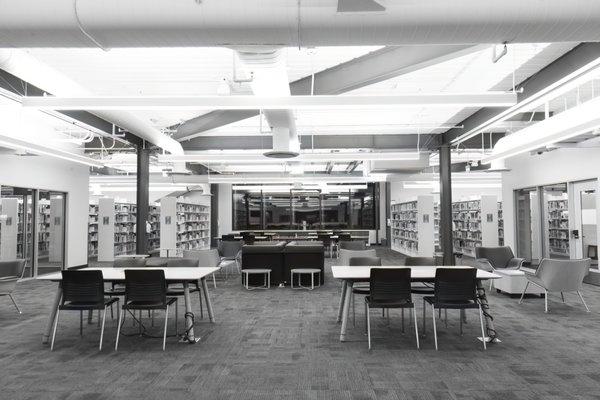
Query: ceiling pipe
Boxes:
[
  {"xmin": 0, "ymin": 49, "xmax": 183, "ymax": 155},
  {"xmin": 1, "ymin": 0, "xmax": 600, "ymax": 46},
  {"xmin": 234, "ymin": 47, "xmax": 299, "ymax": 158}
]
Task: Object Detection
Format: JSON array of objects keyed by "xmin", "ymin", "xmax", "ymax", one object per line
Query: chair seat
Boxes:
[
  {"xmin": 423, "ymin": 296, "xmax": 479, "ymax": 309},
  {"xmin": 365, "ymin": 296, "xmax": 414, "ymax": 308},
  {"xmin": 123, "ymin": 297, "xmax": 177, "ymax": 310},
  {"xmin": 60, "ymin": 297, "xmax": 119, "ymax": 311},
  {"xmin": 352, "ymin": 287, "xmax": 370, "ymax": 295}
]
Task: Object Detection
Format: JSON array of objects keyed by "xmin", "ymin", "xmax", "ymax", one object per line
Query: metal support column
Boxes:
[
  {"xmin": 438, "ymin": 139, "xmax": 454, "ymax": 266},
  {"xmin": 136, "ymin": 142, "xmax": 150, "ymax": 255}
]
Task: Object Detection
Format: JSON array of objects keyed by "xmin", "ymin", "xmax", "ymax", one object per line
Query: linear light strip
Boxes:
[{"xmin": 21, "ymin": 93, "xmax": 517, "ymax": 111}]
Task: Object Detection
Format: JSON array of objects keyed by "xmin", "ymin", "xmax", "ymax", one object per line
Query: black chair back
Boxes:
[
  {"xmin": 61, "ymin": 270, "xmax": 104, "ymax": 305},
  {"xmin": 337, "ymin": 233, "xmax": 352, "ymax": 241},
  {"xmin": 242, "ymin": 232, "xmax": 256, "ymax": 245},
  {"xmin": 124, "ymin": 269, "xmax": 167, "ymax": 305},
  {"xmin": 369, "ymin": 268, "xmax": 412, "ymax": 304},
  {"xmin": 317, "ymin": 234, "xmax": 332, "ymax": 246},
  {"xmin": 221, "ymin": 234, "xmax": 236, "ymax": 241},
  {"xmin": 434, "ymin": 268, "xmax": 477, "ymax": 303},
  {"xmin": 405, "ymin": 257, "xmax": 437, "ymax": 266},
  {"xmin": 349, "ymin": 256, "xmax": 381, "ymax": 266}
]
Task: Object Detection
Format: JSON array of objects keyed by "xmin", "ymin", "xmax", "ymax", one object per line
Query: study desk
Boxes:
[
  {"xmin": 332, "ymin": 266, "xmax": 502, "ymax": 343},
  {"xmin": 37, "ymin": 266, "xmax": 219, "ymax": 345}
]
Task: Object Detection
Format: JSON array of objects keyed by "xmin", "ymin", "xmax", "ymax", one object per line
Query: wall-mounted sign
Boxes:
[
  {"xmin": 54, "ymin": 217, "xmax": 61, "ymax": 226},
  {"xmin": 486, "ymin": 213, "xmax": 494, "ymax": 222},
  {"xmin": 165, "ymin": 216, "xmax": 171, "ymax": 225},
  {"xmin": 103, "ymin": 216, "xmax": 110, "ymax": 225},
  {"xmin": 423, "ymin": 214, "xmax": 430, "ymax": 223}
]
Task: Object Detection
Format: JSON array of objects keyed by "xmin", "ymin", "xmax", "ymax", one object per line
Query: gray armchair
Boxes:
[
  {"xmin": 217, "ymin": 240, "xmax": 242, "ymax": 275},
  {"xmin": 519, "ymin": 258, "xmax": 591, "ymax": 313},
  {"xmin": 183, "ymin": 249, "xmax": 221, "ymax": 288},
  {"xmin": 338, "ymin": 249, "xmax": 377, "ymax": 266},
  {"xmin": 0, "ymin": 260, "xmax": 27, "ymax": 314},
  {"xmin": 475, "ymin": 246, "xmax": 525, "ymax": 290}
]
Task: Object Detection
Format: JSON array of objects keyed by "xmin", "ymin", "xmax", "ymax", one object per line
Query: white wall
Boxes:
[
  {"xmin": 217, "ymin": 184, "xmax": 233, "ymax": 236},
  {"xmin": 502, "ymin": 147, "xmax": 600, "ymax": 255},
  {"xmin": 0, "ymin": 154, "xmax": 89, "ymax": 268},
  {"xmin": 388, "ymin": 182, "xmax": 502, "ymax": 204}
]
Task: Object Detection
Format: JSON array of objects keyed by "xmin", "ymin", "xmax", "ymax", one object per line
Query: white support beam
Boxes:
[{"xmin": 21, "ymin": 93, "xmax": 517, "ymax": 111}]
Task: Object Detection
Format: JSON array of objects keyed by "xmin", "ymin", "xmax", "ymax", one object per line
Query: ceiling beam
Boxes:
[
  {"xmin": 175, "ymin": 44, "xmax": 484, "ymax": 141},
  {"xmin": 442, "ymin": 43, "xmax": 600, "ymax": 148}
]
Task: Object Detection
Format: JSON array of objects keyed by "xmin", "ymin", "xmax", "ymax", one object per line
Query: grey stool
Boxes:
[
  {"xmin": 241, "ymin": 269, "xmax": 271, "ymax": 290},
  {"xmin": 290, "ymin": 268, "xmax": 321, "ymax": 290}
]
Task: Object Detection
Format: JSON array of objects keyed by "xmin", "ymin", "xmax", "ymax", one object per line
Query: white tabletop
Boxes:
[
  {"xmin": 36, "ymin": 267, "xmax": 220, "ymax": 282},
  {"xmin": 331, "ymin": 265, "xmax": 501, "ymax": 280}
]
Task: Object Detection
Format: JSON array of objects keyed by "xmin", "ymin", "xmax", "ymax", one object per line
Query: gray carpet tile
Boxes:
[{"xmin": 1, "ymin": 247, "xmax": 600, "ymax": 399}]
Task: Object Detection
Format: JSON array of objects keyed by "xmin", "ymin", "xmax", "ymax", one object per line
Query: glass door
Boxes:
[
  {"xmin": 514, "ymin": 187, "xmax": 542, "ymax": 262},
  {"xmin": 291, "ymin": 189, "xmax": 321, "ymax": 230},
  {"xmin": 37, "ymin": 190, "xmax": 66, "ymax": 275},
  {"xmin": 0, "ymin": 186, "xmax": 35, "ymax": 277},
  {"xmin": 572, "ymin": 180, "xmax": 598, "ymax": 266}
]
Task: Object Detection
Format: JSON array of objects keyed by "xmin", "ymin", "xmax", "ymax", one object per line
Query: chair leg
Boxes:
[
  {"xmin": 50, "ymin": 308, "xmax": 60, "ymax": 351},
  {"xmin": 401, "ymin": 307, "xmax": 405, "ymax": 333},
  {"xmin": 115, "ymin": 307, "xmax": 124, "ymax": 351},
  {"xmin": 97, "ymin": 310, "xmax": 101, "ymax": 327},
  {"xmin": 460, "ymin": 310, "xmax": 463, "ymax": 335},
  {"xmin": 478, "ymin": 305, "xmax": 487, "ymax": 350},
  {"xmin": 431, "ymin": 305, "xmax": 438, "ymax": 350},
  {"xmin": 422, "ymin": 298, "xmax": 426, "ymax": 337},
  {"xmin": 198, "ymin": 288, "xmax": 204, "ymax": 319},
  {"xmin": 352, "ymin": 291, "xmax": 356, "ymax": 327},
  {"xmin": 577, "ymin": 291, "xmax": 590, "ymax": 312},
  {"xmin": 412, "ymin": 307, "xmax": 420, "ymax": 349},
  {"xmin": 8, "ymin": 294, "xmax": 21, "ymax": 314},
  {"xmin": 163, "ymin": 305, "xmax": 169, "ymax": 351},
  {"xmin": 489, "ymin": 279, "xmax": 493, "ymax": 291},
  {"xmin": 561, "ymin": 292, "xmax": 565, "ymax": 303},
  {"xmin": 175, "ymin": 300, "xmax": 178, "ymax": 337},
  {"xmin": 213, "ymin": 273, "xmax": 217, "ymax": 289},
  {"xmin": 366, "ymin": 305, "xmax": 371, "ymax": 350},
  {"xmin": 444, "ymin": 309, "xmax": 448, "ymax": 328},
  {"xmin": 518, "ymin": 281, "xmax": 529, "ymax": 304},
  {"xmin": 80, "ymin": 310, "xmax": 83, "ymax": 336},
  {"xmin": 99, "ymin": 306, "xmax": 107, "ymax": 351},
  {"xmin": 544, "ymin": 290, "xmax": 548, "ymax": 313},
  {"xmin": 364, "ymin": 301, "xmax": 368, "ymax": 334}
]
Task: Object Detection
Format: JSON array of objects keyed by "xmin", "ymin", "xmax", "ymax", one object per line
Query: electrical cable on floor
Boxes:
[{"xmin": 117, "ymin": 308, "xmax": 194, "ymax": 340}]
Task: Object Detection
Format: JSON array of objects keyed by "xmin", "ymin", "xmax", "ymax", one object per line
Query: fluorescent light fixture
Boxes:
[
  {"xmin": 159, "ymin": 151, "xmax": 420, "ymax": 164},
  {"xmin": 452, "ymin": 55, "xmax": 600, "ymax": 145},
  {"xmin": 22, "ymin": 92, "xmax": 517, "ymax": 111},
  {"xmin": 482, "ymin": 96, "xmax": 600, "ymax": 165},
  {"xmin": 0, "ymin": 136, "xmax": 104, "ymax": 168},
  {"xmin": 91, "ymin": 186, "xmax": 190, "ymax": 192}
]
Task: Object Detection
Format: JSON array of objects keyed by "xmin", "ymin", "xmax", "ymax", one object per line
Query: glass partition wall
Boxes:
[
  {"xmin": 233, "ymin": 183, "xmax": 377, "ymax": 230},
  {"xmin": 514, "ymin": 180, "xmax": 599, "ymax": 267},
  {"xmin": 0, "ymin": 185, "xmax": 66, "ymax": 277}
]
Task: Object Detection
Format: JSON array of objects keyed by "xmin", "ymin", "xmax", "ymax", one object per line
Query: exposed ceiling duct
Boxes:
[
  {"xmin": 0, "ymin": 49, "xmax": 183, "ymax": 155},
  {"xmin": 234, "ymin": 47, "xmax": 299, "ymax": 158},
  {"xmin": 0, "ymin": 0, "xmax": 599, "ymax": 47},
  {"xmin": 337, "ymin": 0, "xmax": 385, "ymax": 13}
]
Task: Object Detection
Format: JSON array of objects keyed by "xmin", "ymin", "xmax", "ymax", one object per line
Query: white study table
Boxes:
[
  {"xmin": 332, "ymin": 266, "xmax": 501, "ymax": 343},
  {"xmin": 37, "ymin": 266, "xmax": 219, "ymax": 345}
]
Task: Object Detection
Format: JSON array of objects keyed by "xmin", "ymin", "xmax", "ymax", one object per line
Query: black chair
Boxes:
[
  {"xmin": 51, "ymin": 270, "xmax": 118, "ymax": 351},
  {"xmin": 115, "ymin": 270, "xmax": 178, "ymax": 351},
  {"xmin": 241, "ymin": 232, "xmax": 256, "ymax": 245},
  {"xmin": 105, "ymin": 258, "xmax": 148, "ymax": 318},
  {"xmin": 349, "ymin": 256, "xmax": 381, "ymax": 326},
  {"xmin": 221, "ymin": 234, "xmax": 236, "ymax": 241},
  {"xmin": 337, "ymin": 233, "xmax": 352, "ymax": 242},
  {"xmin": 318, "ymin": 234, "xmax": 335, "ymax": 257},
  {"xmin": 423, "ymin": 268, "xmax": 486, "ymax": 350},
  {"xmin": 405, "ymin": 257, "xmax": 437, "ymax": 295},
  {"xmin": 365, "ymin": 268, "xmax": 419, "ymax": 349}
]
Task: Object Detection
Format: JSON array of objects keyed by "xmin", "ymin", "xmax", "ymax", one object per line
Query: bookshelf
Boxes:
[
  {"xmin": 88, "ymin": 203, "xmax": 98, "ymax": 258},
  {"xmin": 114, "ymin": 202, "xmax": 137, "ymax": 257},
  {"xmin": 547, "ymin": 198, "xmax": 569, "ymax": 257},
  {"xmin": 147, "ymin": 204, "xmax": 161, "ymax": 252},
  {"xmin": 390, "ymin": 196, "xmax": 435, "ymax": 257},
  {"xmin": 160, "ymin": 196, "xmax": 211, "ymax": 257},
  {"xmin": 498, "ymin": 202, "xmax": 504, "ymax": 246},
  {"xmin": 452, "ymin": 195, "xmax": 498, "ymax": 257}
]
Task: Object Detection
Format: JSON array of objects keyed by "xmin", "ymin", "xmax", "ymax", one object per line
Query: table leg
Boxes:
[
  {"xmin": 476, "ymin": 280, "xmax": 500, "ymax": 343},
  {"xmin": 201, "ymin": 277, "xmax": 215, "ymax": 323},
  {"xmin": 339, "ymin": 281, "xmax": 353, "ymax": 342},
  {"xmin": 336, "ymin": 281, "xmax": 348, "ymax": 323},
  {"xmin": 182, "ymin": 282, "xmax": 197, "ymax": 343},
  {"xmin": 42, "ymin": 284, "xmax": 62, "ymax": 344}
]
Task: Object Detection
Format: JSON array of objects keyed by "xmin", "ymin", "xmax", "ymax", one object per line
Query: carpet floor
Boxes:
[{"xmin": 1, "ymin": 247, "xmax": 600, "ymax": 400}]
